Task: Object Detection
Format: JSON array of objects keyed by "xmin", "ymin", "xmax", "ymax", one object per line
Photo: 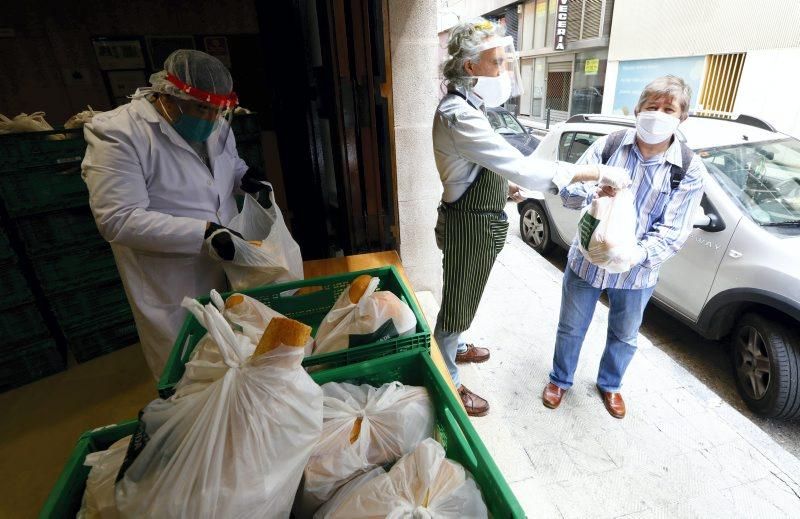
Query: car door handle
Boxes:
[{"xmin": 729, "ymin": 250, "xmax": 743, "ymax": 259}]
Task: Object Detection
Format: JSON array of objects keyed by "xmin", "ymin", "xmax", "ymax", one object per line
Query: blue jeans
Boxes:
[
  {"xmin": 434, "ymin": 312, "xmax": 468, "ymax": 388},
  {"xmin": 550, "ymin": 267, "xmax": 655, "ymax": 393}
]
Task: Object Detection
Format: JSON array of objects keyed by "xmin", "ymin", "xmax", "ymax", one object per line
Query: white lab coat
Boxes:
[{"xmin": 82, "ymin": 94, "xmax": 248, "ymax": 379}]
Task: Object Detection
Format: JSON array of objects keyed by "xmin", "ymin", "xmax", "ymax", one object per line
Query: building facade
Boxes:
[{"xmin": 603, "ymin": 0, "xmax": 800, "ymax": 137}]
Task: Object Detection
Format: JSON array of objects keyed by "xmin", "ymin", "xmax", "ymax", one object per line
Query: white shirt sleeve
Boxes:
[
  {"xmin": 450, "ymin": 108, "xmax": 559, "ymax": 192},
  {"xmin": 82, "ymin": 117, "xmax": 207, "ymax": 255}
]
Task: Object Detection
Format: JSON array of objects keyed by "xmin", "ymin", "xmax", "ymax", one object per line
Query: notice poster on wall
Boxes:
[
  {"xmin": 613, "ymin": 56, "xmax": 704, "ymax": 115},
  {"xmin": 585, "ymin": 59, "xmax": 599, "ymax": 75},
  {"xmin": 204, "ymin": 36, "xmax": 231, "ymax": 68}
]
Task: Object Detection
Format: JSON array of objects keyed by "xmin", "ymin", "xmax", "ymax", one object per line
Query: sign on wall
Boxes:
[
  {"xmin": 613, "ymin": 56, "xmax": 705, "ymax": 115},
  {"xmin": 554, "ymin": 0, "xmax": 569, "ymax": 51},
  {"xmin": 585, "ymin": 58, "xmax": 599, "ymax": 75}
]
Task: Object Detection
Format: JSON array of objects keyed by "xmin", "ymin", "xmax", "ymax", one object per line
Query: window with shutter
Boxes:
[{"xmin": 698, "ymin": 53, "xmax": 747, "ymax": 113}]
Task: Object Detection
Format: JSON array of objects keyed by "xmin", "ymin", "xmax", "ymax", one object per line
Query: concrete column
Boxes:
[{"xmin": 387, "ymin": 0, "xmax": 444, "ymax": 300}]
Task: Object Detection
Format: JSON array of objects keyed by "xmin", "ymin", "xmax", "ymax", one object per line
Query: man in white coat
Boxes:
[{"xmin": 82, "ymin": 50, "xmax": 269, "ymax": 379}]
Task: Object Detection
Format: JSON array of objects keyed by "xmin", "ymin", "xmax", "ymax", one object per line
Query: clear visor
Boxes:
[
  {"xmin": 468, "ymin": 36, "xmax": 524, "ymax": 98},
  {"xmin": 171, "ymin": 96, "xmax": 235, "ymax": 150}
]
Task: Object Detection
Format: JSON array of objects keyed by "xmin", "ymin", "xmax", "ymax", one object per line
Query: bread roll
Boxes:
[
  {"xmin": 255, "ymin": 317, "xmax": 312, "ymax": 356},
  {"xmin": 349, "ymin": 417, "xmax": 362, "ymax": 444},
  {"xmin": 348, "ymin": 275, "xmax": 373, "ymax": 304},
  {"xmin": 224, "ymin": 294, "xmax": 245, "ymax": 309}
]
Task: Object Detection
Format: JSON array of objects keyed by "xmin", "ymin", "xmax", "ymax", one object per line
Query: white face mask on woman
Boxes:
[
  {"xmin": 472, "ymin": 72, "xmax": 512, "ymax": 107},
  {"xmin": 635, "ymin": 110, "xmax": 681, "ymax": 144}
]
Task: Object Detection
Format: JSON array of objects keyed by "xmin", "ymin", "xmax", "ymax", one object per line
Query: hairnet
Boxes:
[{"xmin": 149, "ymin": 49, "xmax": 233, "ymax": 103}]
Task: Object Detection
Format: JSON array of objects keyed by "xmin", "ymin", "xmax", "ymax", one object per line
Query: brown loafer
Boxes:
[
  {"xmin": 455, "ymin": 344, "xmax": 490, "ymax": 364},
  {"xmin": 542, "ymin": 382, "xmax": 566, "ymax": 409},
  {"xmin": 599, "ymin": 388, "xmax": 626, "ymax": 419},
  {"xmin": 458, "ymin": 385, "xmax": 489, "ymax": 417}
]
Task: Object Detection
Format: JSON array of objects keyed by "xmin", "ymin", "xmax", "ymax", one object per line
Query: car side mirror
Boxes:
[{"xmin": 694, "ymin": 194, "xmax": 726, "ymax": 232}]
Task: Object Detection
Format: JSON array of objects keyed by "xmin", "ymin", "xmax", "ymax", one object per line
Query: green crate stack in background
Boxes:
[
  {"xmin": 0, "ymin": 114, "xmax": 266, "ymax": 388},
  {"xmin": 0, "ymin": 226, "xmax": 66, "ymax": 390}
]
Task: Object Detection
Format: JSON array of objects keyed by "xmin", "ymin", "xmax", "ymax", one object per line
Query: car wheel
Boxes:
[
  {"xmin": 519, "ymin": 200, "xmax": 554, "ymax": 255},
  {"xmin": 731, "ymin": 313, "xmax": 800, "ymax": 419}
]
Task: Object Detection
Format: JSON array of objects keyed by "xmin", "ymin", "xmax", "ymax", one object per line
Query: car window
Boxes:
[
  {"xmin": 698, "ymin": 138, "xmax": 800, "ymax": 225},
  {"xmin": 559, "ymin": 132, "xmax": 603, "ymax": 163},
  {"xmin": 500, "ymin": 113, "xmax": 525, "ymax": 134}
]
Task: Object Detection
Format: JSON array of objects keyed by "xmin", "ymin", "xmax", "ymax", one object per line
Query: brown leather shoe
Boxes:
[
  {"xmin": 458, "ymin": 385, "xmax": 489, "ymax": 416},
  {"xmin": 599, "ymin": 389, "xmax": 626, "ymax": 419},
  {"xmin": 542, "ymin": 382, "xmax": 566, "ymax": 409},
  {"xmin": 455, "ymin": 344, "xmax": 490, "ymax": 364}
]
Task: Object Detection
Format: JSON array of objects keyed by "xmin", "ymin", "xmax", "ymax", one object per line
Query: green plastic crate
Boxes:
[
  {"xmin": 0, "ymin": 302, "xmax": 50, "ymax": 353},
  {"xmin": 66, "ymin": 319, "xmax": 138, "ymax": 363},
  {"xmin": 0, "ymin": 163, "xmax": 89, "ymax": 217},
  {"xmin": 39, "ymin": 420, "xmax": 137, "ymax": 518},
  {"xmin": 0, "ymin": 129, "xmax": 86, "ymax": 173},
  {"xmin": 32, "ymin": 245, "xmax": 120, "ymax": 294},
  {"xmin": 40, "ymin": 351, "xmax": 524, "ymax": 518},
  {"xmin": 48, "ymin": 282, "xmax": 131, "ymax": 335},
  {"xmin": 0, "ymin": 339, "xmax": 65, "ymax": 392},
  {"xmin": 0, "ymin": 260, "xmax": 34, "ymax": 310},
  {"xmin": 158, "ymin": 266, "xmax": 430, "ymax": 399},
  {"xmin": 15, "ymin": 207, "xmax": 105, "ymax": 257},
  {"xmin": 310, "ymin": 350, "xmax": 525, "ymax": 518}
]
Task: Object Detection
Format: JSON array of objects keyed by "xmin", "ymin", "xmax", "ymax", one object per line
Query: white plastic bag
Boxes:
[
  {"xmin": 577, "ymin": 188, "xmax": 638, "ymax": 273},
  {"xmin": 297, "ymin": 381, "xmax": 434, "ymax": 516},
  {"xmin": 315, "ymin": 438, "xmax": 488, "ymax": 519},
  {"xmin": 65, "ymin": 106, "xmax": 99, "ymax": 129},
  {"xmin": 313, "ymin": 279, "xmax": 417, "ymax": 356},
  {"xmin": 116, "ymin": 303, "xmax": 323, "ymax": 518},
  {"xmin": 76, "ymin": 435, "xmax": 131, "ymax": 519},
  {"xmin": 223, "ymin": 191, "xmax": 303, "ymax": 291},
  {"xmin": 312, "ymin": 467, "xmax": 386, "ymax": 519},
  {"xmin": 174, "ymin": 291, "xmax": 290, "ymax": 398},
  {"xmin": 0, "ymin": 112, "xmax": 65, "ymax": 139}
]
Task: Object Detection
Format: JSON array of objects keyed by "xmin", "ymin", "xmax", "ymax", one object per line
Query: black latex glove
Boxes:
[
  {"xmin": 205, "ymin": 222, "xmax": 243, "ymax": 261},
  {"xmin": 240, "ymin": 167, "xmax": 269, "ymax": 194}
]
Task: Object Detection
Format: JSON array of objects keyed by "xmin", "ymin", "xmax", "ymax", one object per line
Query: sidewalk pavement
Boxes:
[{"xmin": 415, "ymin": 205, "xmax": 800, "ymax": 518}]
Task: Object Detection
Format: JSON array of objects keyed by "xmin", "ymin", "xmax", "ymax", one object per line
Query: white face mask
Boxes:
[
  {"xmin": 635, "ymin": 110, "xmax": 681, "ymax": 144},
  {"xmin": 472, "ymin": 72, "xmax": 512, "ymax": 107}
]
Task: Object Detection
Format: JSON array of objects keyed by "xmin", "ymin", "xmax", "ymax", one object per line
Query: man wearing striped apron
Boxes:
[{"xmin": 434, "ymin": 20, "xmax": 632, "ymax": 415}]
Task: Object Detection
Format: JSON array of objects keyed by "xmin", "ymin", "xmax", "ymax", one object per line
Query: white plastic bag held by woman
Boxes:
[
  {"xmin": 577, "ymin": 188, "xmax": 638, "ymax": 273},
  {"xmin": 219, "ymin": 191, "xmax": 303, "ymax": 290},
  {"xmin": 315, "ymin": 438, "xmax": 488, "ymax": 519},
  {"xmin": 297, "ymin": 381, "xmax": 434, "ymax": 515},
  {"xmin": 116, "ymin": 303, "xmax": 323, "ymax": 519}
]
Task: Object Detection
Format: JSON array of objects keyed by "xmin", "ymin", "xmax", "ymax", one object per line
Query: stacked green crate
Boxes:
[
  {"xmin": 0, "ymin": 129, "xmax": 137, "ymax": 364},
  {"xmin": 0, "ymin": 227, "xmax": 65, "ymax": 390}
]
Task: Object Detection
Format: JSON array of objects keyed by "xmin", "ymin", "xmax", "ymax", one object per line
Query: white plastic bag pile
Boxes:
[
  {"xmin": 115, "ymin": 302, "xmax": 323, "ymax": 518},
  {"xmin": 577, "ymin": 188, "xmax": 638, "ymax": 273},
  {"xmin": 0, "ymin": 112, "xmax": 65, "ymax": 139},
  {"xmin": 220, "ymin": 191, "xmax": 304, "ymax": 291},
  {"xmin": 313, "ymin": 276, "xmax": 417, "ymax": 356},
  {"xmin": 315, "ymin": 438, "xmax": 488, "ymax": 518},
  {"xmin": 296, "ymin": 381, "xmax": 434, "ymax": 516}
]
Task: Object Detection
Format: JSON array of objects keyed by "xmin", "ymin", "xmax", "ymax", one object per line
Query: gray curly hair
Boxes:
[
  {"xmin": 442, "ymin": 18, "xmax": 505, "ymax": 89},
  {"xmin": 635, "ymin": 75, "xmax": 692, "ymax": 120}
]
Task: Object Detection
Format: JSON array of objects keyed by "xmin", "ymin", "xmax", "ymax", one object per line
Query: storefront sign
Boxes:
[
  {"xmin": 613, "ymin": 56, "xmax": 704, "ymax": 115},
  {"xmin": 554, "ymin": 0, "xmax": 569, "ymax": 51},
  {"xmin": 585, "ymin": 58, "xmax": 599, "ymax": 75}
]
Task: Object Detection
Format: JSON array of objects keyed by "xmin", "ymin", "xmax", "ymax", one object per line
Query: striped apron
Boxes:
[{"xmin": 435, "ymin": 168, "xmax": 509, "ymax": 333}]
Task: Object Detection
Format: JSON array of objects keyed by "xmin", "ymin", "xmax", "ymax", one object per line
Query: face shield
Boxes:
[
  {"xmin": 163, "ymin": 72, "xmax": 238, "ymax": 150},
  {"xmin": 468, "ymin": 36, "xmax": 524, "ymax": 107}
]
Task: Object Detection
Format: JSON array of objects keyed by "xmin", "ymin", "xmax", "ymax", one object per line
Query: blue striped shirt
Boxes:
[{"xmin": 561, "ymin": 129, "xmax": 705, "ymax": 290}]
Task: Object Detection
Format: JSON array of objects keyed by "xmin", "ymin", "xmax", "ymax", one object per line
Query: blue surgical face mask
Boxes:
[
  {"xmin": 158, "ymin": 96, "xmax": 216, "ymax": 142},
  {"xmin": 173, "ymin": 113, "xmax": 215, "ymax": 142}
]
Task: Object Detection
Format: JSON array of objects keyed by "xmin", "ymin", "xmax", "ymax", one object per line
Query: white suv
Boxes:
[{"xmin": 517, "ymin": 113, "xmax": 800, "ymax": 419}]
